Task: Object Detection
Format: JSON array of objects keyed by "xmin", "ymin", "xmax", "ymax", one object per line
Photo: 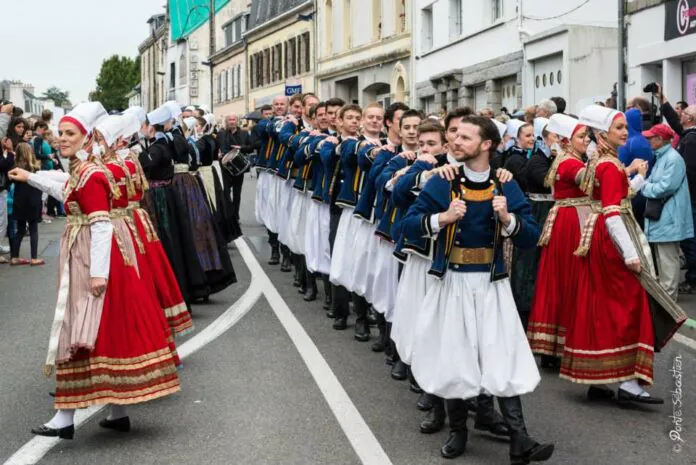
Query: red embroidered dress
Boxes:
[
  {"xmin": 527, "ymin": 156, "xmax": 589, "ymax": 357},
  {"xmin": 560, "ymin": 156, "xmax": 655, "ymax": 384},
  {"xmin": 47, "ymin": 161, "xmax": 181, "ymax": 409}
]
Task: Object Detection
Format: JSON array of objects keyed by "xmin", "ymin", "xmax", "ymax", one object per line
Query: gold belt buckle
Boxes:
[{"xmin": 449, "ymin": 247, "xmax": 494, "ymax": 265}]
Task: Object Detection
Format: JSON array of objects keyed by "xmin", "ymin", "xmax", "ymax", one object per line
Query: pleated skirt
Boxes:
[
  {"xmin": 329, "ymin": 208, "xmax": 361, "ymax": 291},
  {"xmin": 289, "ymin": 191, "xmax": 310, "ymax": 255},
  {"xmin": 305, "ymin": 200, "xmax": 331, "ymax": 275}
]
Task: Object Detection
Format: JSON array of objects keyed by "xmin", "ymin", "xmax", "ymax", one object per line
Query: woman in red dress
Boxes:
[
  {"xmin": 527, "ymin": 115, "xmax": 590, "ymax": 369},
  {"xmin": 9, "ymin": 102, "xmax": 180, "ymax": 440},
  {"xmin": 99, "ymin": 114, "xmax": 194, "ymax": 338},
  {"xmin": 560, "ymin": 105, "xmax": 686, "ymax": 405}
]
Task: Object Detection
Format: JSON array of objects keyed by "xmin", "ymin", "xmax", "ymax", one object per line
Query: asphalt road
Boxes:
[{"xmin": 1, "ymin": 174, "xmax": 696, "ymax": 465}]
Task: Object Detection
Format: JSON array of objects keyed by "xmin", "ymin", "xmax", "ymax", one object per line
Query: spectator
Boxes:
[
  {"xmin": 618, "ymin": 108, "xmax": 654, "ymax": 227},
  {"xmin": 7, "ymin": 118, "xmax": 27, "ymax": 147},
  {"xmin": 22, "ymin": 128, "xmax": 33, "ymax": 143},
  {"xmin": 0, "ymin": 102, "xmax": 13, "ymax": 139},
  {"xmin": 0, "ymin": 136, "xmax": 15, "ymax": 262},
  {"xmin": 9, "ymin": 143, "xmax": 44, "ymax": 266},
  {"xmin": 675, "ymin": 101, "xmax": 689, "ymax": 118},
  {"xmin": 500, "ymin": 106, "xmax": 509, "ymax": 116},
  {"xmin": 535, "ymin": 99, "xmax": 557, "ymax": 118},
  {"xmin": 40, "ymin": 109, "xmax": 55, "ymax": 133},
  {"xmin": 641, "ymin": 124, "xmax": 693, "ymax": 300},
  {"xmin": 628, "ymin": 96, "xmax": 653, "ymax": 130},
  {"xmin": 524, "ymin": 106, "xmax": 537, "ymax": 124},
  {"xmin": 218, "ymin": 114, "xmax": 254, "ymax": 223},
  {"xmin": 479, "ymin": 107, "xmax": 494, "ymax": 119},
  {"xmin": 32, "ymin": 121, "xmax": 53, "ymax": 170},
  {"xmin": 260, "ymin": 104, "xmax": 273, "ymax": 120},
  {"xmin": 550, "ymin": 96, "xmax": 566, "ymax": 114}
]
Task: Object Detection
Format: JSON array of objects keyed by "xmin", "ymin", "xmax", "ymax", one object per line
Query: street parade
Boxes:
[{"xmin": 2, "ymin": 1, "xmax": 696, "ymax": 464}]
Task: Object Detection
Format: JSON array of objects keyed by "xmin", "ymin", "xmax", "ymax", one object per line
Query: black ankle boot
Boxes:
[
  {"xmin": 371, "ymin": 316, "xmax": 387, "ymax": 352},
  {"xmin": 474, "ymin": 394, "xmax": 511, "ymax": 437},
  {"xmin": 322, "ymin": 274, "xmax": 332, "ymax": 310},
  {"xmin": 421, "ymin": 397, "xmax": 446, "ymax": 434},
  {"xmin": 390, "ymin": 344, "xmax": 407, "ymax": 380},
  {"xmin": 498, "ymin": 396, "xmax": 554, "ymax": 465},
  {"xmin": 280, "ymin": 254, "xmax": 292, "ymax": 272},
  {"xmin": 408, "ymin": 367, "xmax": 423, "ymax": 393},
  {"xmin": 269, "ymin": 244, "xmax": 280, "ymax": 265},
  {"xmin": 99, "ymin": 416, "xmax": 131, "ymax": 432},
  {"xmin": 293, "ymin": 255, "xmax": 302, "ymax": 287},
  {"xmin": 417, "ymin": 392, "xmax": 434, "ymax": 411},
  {"xmin": 441, "ymin": 399, "xmax": 468, "ymax": 458},
  {"xmin": 352, "ymin": 293, "xmax": 370, "ymax": 342},
  {"xmin": 333, "ymin": 316, "xmax": 348, "ymax": 330},
  {"xmin": 304, "ymin": 272, "xmax": 318, "ymax": 302}
]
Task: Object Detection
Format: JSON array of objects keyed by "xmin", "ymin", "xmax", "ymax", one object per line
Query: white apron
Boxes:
[{"xmin": 305, "ymin": 200, "xmax": 331, "ymax": 275}]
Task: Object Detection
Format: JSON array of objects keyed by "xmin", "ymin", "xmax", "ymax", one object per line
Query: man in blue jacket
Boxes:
[
  {"xmin": 641, "ymin": 124, "xmax": 694, "ymax": 300},
  {"xmin": 619, "ymin": 108, "xmax": 653, "ymax": 227},
  {"xmin": 400, "ymin": 116, "xmax": 553, "ymax": 464}
]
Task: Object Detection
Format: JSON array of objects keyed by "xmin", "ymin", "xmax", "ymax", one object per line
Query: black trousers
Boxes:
[
  {"xmin": 329, "ymin": 206, "xmax": 351, "ymax": 318},
  {"xmin": 229, "ymin": 174, "xmax": 244, "ymax": 222},
  {"xmin": 11, "ymin": 220, "xmax": 38, "ymax": 259}
]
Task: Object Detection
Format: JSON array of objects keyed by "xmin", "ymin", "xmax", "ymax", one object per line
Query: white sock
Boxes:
[
  {"xmin": 620, "ymin": 380, "xmax": 649, "ymax": 397},
  {"xmin": 45, "ymin": 409, "xmax": 75, "ymax": 429},
  {"xmin": 107, "ymin": 405, "xmax": 128, "ymax": 421}
]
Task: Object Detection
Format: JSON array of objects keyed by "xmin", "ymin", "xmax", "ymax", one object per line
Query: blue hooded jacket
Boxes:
[{"xmin": 618, "ymin": 108, "xmax": 654, "ymax": 169}]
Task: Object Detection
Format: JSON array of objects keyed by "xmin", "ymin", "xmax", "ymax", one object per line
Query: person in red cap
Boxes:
[{"xmin": 641, "ymin": 123, "xmax": 694, "ymax": 300}]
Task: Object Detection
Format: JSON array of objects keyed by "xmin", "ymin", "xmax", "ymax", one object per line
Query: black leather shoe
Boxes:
[
  {"xmin": 371, "ymin": 325, "xmax": 387, "ymax": 352},
  {"xmin": 420, "ymin": 403, "xmax": 447, "ymax": 434},
  {"xmin": 293, "ymin": 274, "xmax": 302, "ymax": 287},
  {"xmin": 323, "ymin": 293, "xmax": 331, "ymax": 310},
  {"xmin": 326, "ymin": 309, "xmax": 335, "ymax": 318},
  {"xmin": 587, "ymin": 385, "xmax": 615, "ymax": 401},
  {"xmin": 354, "ymin": 319, "xmax": 370, "ymax": 342},
  {"xmin": 280, "ymin": 255, "xmax": 292, "ymax": 272},
  {"xmin": 441, "ymin": 430, "xmax": 468, "ymax": 459},
  {"xmin": 333, "ymin": 317, "xmax": 347, "ymax": 330},
  {"xmin": 31, "ymin": 424, "xmax": 74, "ymax": 440},
  {"xmin": 391, "ymin": 360, "xmax": 408, "ymax": 380},
  {"xmin": 539, "ymin": 355, "xmax": 560, "ymax": 370},
  {"xmin": 617, "ymin": 389, "xmax": 665, "ymax": 405},
  {"xmin": 367, "ymin": 308, "xmax": 379, "ymax": 326},
  {"xmin": 99, "ymin": 416, "xmax": 131, "ymax": 432},
  {"xmin": 408, "ymin": 368, "xmax": 422, "ymax": 393},
  {"xmin": 49, "ymin": 391, "xmax": 55, "ymax": 397},
  {"xmin": 512, "ymin": 442, "xmax": 555, "ymax": 464},
  {"xmin": 474, "ymin": 418, "xmax": 511, "ymax": 437},
  {"xmin": 417, "ymin": 392, "xmax": 433, "ymax": 411}
]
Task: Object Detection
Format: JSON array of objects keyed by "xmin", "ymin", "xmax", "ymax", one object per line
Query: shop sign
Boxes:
[{"xmin": 665, "ymin": 0, "xmax": 696, "ymax": 41}]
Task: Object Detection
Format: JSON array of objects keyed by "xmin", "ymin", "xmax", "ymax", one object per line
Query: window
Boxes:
[
  {"xmin": 264, "ymin": 49, "xmax": 271, "ymax": 84},
  {"xmin": 224, "ymin": 24, "xmax": 233, "ymax": 47},
  {"xmin": 449, "ymin": 0, "xmax": 462, "ymax": 39},
  {"xmin": 421, "ymin": 6, "xmax": 433, "ymax": 52},
  {"xmin": 285, "ymin": 37, "xmax": 297, "ymax": 77},
  {"xmin": 241, "ymin": 14, "xmax": 248, "ymax": 34},
  {"xmin": 224, "ymin": 69, "xmax": 229, "ymax": 101},
  {"xmin": 300, "ymin": 32, "xmax": 310, "ymax": 74},
  {"xmin": 273, "ymin": 43, "xmax": 283, "ymax": 81},
  {"xmin": 170, "ymin": 63, "xmax": 176, "ymax": 89},
  {"xmin": 249, "ymin": 57, "xmax": 255, "ymax": 89},
  {"xmin": 557, "ymin": 71, "xmax": 562, "ymax": 84},
  {"xmin": 491, "ymin": 0, "xmax": 503, "ymax": 22},
  {"xmin": 343, "ymin": 0, "xmax": 352, "ymax": 49},
  {"xmin": 236, "ymin": 65, "xmax": 242, "ymax": 96},
  {"xmin": 216, "ymin": 73, "xmax": 222, "ymax": 103},
  {"xmin": 179, "ymin": 52, "xmax": 187, "ymax": 85}
]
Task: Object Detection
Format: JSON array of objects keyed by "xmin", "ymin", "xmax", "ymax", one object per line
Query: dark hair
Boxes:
[
  {"xmin": 302, "ymin": 92, "xmax": 319, "ymax": 105},
  {"xmin": 676, "ymin": 101, "xmax": 689, "ymax": 110},
  {"xmin": 153, "ymin": 124, "xmax": 165, "ymax": 132},
  {"xmin": 385, "ymin": 102, "xmax": 410, "ymax": 124},
  {"xmin": 338, "ymin": 104, "xmax": 363, "ymax": 119},
  {"xmin": 417, "ymin": 122, "xmax": 446, "ymax": 144},
  {"xmin": 399, "ymin": 109, "xmax": 423, "ymax": 127},
  {"xmin": 195, "ymin": 109, "xmax": 205, "ymax": 118},
  {"xmin": 633, "ymin": 97, "xmax": 650, "ymax": 113},
  {"xmin": 289, "ymin": 93, "xmax": 304, "ymax": 105},
  {"xmin": 314, "ymin": 102, "xmax": 327, "ymax": 112},
  {"xmin": 325, "ymin": 97, "xmax": 346, "ymax": 109},
  {"xmin": 307, "ymin": 103, "xmax": 319, "ymax": 118},
  {"xmin": 7, "ymin": 118, "xmax": 27, "ymax": 146},
  {"xmin": 444, "ymin": 107, "xmax": 474, "ymax": 131},
  {"xmin": 259, "ymin": 104, "xmax": 272, "ymax": 112},
  {"xmin": 462, "ymin": 115, "xmax": 501, "ymax": 151},
  {"xmin": 550, "ymin": 97, "xmax": 567, "ymax": 114},
  {"xmin": 500, "ymin": 107, "xmax": 509, "ymax": 114},
  {"xmin": 34, "ymin": 120, "xmax": 48, "ymax": 131},
  {"xmin": 41, "ymin": 109, "xmax": 53, "ymax": 122}
]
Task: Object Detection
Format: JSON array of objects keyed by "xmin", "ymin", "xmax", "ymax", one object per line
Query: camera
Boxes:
[{"xmin": 643, "ymin": 82, "xmax": 659, "ymax": 94}]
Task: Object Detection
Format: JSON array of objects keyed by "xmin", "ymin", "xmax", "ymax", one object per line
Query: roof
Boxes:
[
  {"xmin": 169, "ymin": 0, "xmax": 230, "ymax": 41},
  {"xmin": 248, "ymin": 0, "xmax": 310, "ymax": 30}
]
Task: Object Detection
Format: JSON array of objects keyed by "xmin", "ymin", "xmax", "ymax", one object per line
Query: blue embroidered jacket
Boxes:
[
  {"xmin": 264, "ymin": 117, "xmax": 286, "ymax": 172},
  {"xmin": 354, "ymin": 145, "xmax": 399, "ymax": 223},
  {"xmin": 401, "ymin": 167, "xmax": 539, "ymax": 279},
  {"xmin": 254, "ymin": 118, "xmax": 275, "ymax": 169},
  {"xmin": 277, "ymin": 120, "xmax": 306, "ymax": 179},
  {"xmin": 292, "ymin": 132, "xmax": 324, "ymax": 192},
  {"xmin": 391, "ymin": 154, "xmax": 449, "ymax": 260},
  {"xmin": 319, "ymin": 138, "xmax": 343, "ymax": 205},
  {"xmin": 336, "ymin": 137, "xmax": 366, "ymax": 208},
  {"xmin": 375, "ymin": 152, "xmax": 411, "ymax": 241}
]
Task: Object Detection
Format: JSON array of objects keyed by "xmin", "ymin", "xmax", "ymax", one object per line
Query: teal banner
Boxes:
[{"xmin": 169, "ymin": 0, "xmax": 229, "ymax": 41}]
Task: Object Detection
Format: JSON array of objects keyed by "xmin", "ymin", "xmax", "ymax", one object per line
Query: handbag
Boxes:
[{"xmin": 644, "ymin": 197, "xmax": 667, "ymax": 221}]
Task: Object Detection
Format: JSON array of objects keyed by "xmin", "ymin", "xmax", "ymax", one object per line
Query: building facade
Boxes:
[
  {"xmin": 139, "ymin": 14, "xmax": 168, "ymax": 112},
  {"xmin": 0, "ymin": 80, "xmax": 55, "ymax": 116},
  {"xmin": 316, "ymin": 0, "xmax": 412, "ymax": 106},
  {"xmin": 414, "ymin": 0, "xmax": 618, "ymax": 115},
  {"xmin": 211, "ymin": 1, "xmax": 252, "ymax": 119},
  {"xmin": 245, "ymin": 0, "xmax": 315, "ymax": 109},
  {"xmin": 627, "ymin": 0, "xmax": 696, "ymax": 105}
]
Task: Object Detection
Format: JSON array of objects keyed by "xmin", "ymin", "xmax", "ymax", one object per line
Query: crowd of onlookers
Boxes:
[{"xmin": 0, "ymin": 103, "xmax": 64, "ymax": 266}]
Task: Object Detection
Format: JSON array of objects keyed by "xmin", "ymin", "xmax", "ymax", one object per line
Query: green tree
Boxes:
[
  {"xmin": 90, "ymin": 55, "xmax": 141, "ymax": 111},
  {"xmin": 42, "ymin": 87, "xmax": 72, "ymax": 107}
]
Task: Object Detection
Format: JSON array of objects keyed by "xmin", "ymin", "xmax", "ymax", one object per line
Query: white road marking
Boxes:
[
  {"xmin": 235, "ymin": 239, "xmax": 394, "ymax": 465},
  {"xmin": 674, "ymin": 332, "xmax": 696, "ymax": 351},
  {"xmin": 4, "ymin": 239, "xmax": 262, "ymax": 465}
]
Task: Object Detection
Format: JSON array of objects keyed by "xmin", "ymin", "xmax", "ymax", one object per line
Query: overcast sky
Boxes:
[{"xmin": 4, "ymin": 0, "xmax": 167, "ymax": 104}]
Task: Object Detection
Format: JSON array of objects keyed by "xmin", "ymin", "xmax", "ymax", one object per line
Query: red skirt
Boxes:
[
  {"xmin": 527, "ymin": 206, "xmax": 583, "ymax": 356},
  {"xmin": 560, "ymin": 219, "xmax": 654, "ymax": 385},
  {"xmin": 54, "ymin": 239, "xmax": 181, "ymax": 409},
  {"xmin": 132, "ymin": 208, "xmax": 193, "ymax": 336}
]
